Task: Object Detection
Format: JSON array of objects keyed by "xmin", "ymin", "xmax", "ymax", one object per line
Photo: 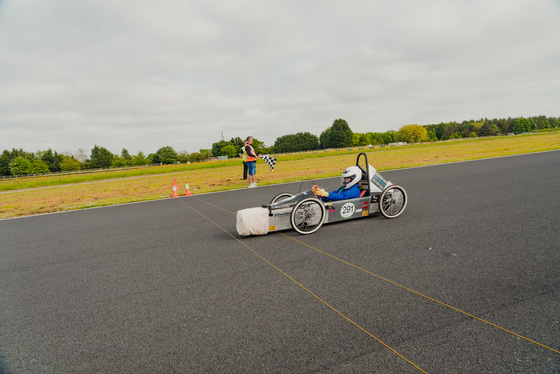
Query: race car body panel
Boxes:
[{"xmin": 323, "ymin": 196, "xmax": 373, "ymax": 223}]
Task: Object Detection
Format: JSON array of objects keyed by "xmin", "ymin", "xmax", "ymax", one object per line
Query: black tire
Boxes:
[
  {"xmin": 379, "ymin": 185, "xmax": 407, "ymax": 218},
  {"xmin": 290, "ymin": 197, "xmax": 326, "ymax": 235},
  {"xmin": 270, "ymin": 192, "xmax": 293, "ymax": 204}
]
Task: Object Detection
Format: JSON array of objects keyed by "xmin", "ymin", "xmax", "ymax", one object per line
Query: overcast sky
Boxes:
[{"xmin": 1, "ymin": 0, "xmax": 559, "ymax": 155}]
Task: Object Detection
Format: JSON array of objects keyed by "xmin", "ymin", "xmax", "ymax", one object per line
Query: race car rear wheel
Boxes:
[
  {"xmin": 379, "ymin": 185, "xmax": 407, "ymax": 218},
  {"xmin": 270, "ymin": 192, "xmax": 293, "ymax": 204},
  {"xmin": 290, "ymin": 198, "xmax": 326, "ymax": 235}
]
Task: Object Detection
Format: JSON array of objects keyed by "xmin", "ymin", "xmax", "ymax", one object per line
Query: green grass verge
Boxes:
[{"xmin": 1, "ymin": 132, "xmax": 558, "ymax": 219}]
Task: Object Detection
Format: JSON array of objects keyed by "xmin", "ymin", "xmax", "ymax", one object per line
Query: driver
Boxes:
[{"xmin": 313, "ymin": 166, "xmax": 362, "ymax": 201}]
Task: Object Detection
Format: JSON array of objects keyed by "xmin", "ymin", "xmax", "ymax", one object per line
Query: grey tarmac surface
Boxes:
[{"xmin": 1, "ymin": 151, "xmax": 559, "ymax": 374}]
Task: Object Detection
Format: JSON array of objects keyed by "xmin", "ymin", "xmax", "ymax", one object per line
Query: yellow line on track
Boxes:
[
  {"xmin": 179, "ymin": 197, "xmax": 428, "ymax": 373},
  {"xmin": 188, "ymin": 196, "xmax": 560, "ymax": 356},
  {"xmin": 283, "ymin": 234, "xmax": 560, "ymax": 355}
]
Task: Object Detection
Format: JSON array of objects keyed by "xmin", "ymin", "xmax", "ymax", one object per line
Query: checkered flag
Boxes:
[{"xmin": 261, "ymin": 155, "xmax": 276, "ymax": 172}]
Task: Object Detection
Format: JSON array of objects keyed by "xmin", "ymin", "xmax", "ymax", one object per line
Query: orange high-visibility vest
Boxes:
[{"xmin": 245, "ymin": 144, "xmax": 257, "ymax": 162}]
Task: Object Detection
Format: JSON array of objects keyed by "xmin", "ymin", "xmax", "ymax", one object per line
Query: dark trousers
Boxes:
[{"xmin": 242, "ymin": 161, "xmax": 248, "ymax": 180}]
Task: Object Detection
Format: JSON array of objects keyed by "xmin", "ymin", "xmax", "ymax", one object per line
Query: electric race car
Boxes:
[{"xmin": 236, "ymin": 153, "xmax": 407, "ymax": 236}]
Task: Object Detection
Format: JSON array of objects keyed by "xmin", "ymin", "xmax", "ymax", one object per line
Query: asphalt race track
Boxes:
[{"xmin": 1, "ymin": 151, "xmax": 559, "ymax": 373}]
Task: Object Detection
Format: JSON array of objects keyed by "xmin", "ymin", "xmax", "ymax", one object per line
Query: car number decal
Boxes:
[{"xmin": 340, "ymin": 202, "xmax": 356, "ymax": 219}]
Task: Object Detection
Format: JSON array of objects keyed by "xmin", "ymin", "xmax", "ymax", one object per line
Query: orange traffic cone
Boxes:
[
  {"xmin": 171, "ymin": 179, "xmax": 180, "ymax": 197},
  {"xmin": 183, "ymin": 181, "xmax": 193, "ymax": 196}
]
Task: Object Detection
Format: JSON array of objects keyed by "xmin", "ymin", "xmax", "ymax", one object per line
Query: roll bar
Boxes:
[{"xmin": 356, "ymin": 153, "xmax": 370, "ymax": 196}]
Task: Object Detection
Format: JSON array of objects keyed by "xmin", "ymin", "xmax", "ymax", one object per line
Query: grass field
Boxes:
[{"xmin": 1, "ymin": 132, "xmax": 559, "ymax": 219}]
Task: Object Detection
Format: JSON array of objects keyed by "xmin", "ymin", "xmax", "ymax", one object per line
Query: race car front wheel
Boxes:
[
  {"xmin": 379, "ymin": 185, "xmax": 407, "ymax": 218},
  {"xmin": 290, "ymin": 198, "xmax": 326, "ymax": 235}
]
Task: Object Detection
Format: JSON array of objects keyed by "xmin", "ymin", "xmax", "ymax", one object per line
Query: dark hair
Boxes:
[{"xmin": 245, "ymin": 136, "xmax": 253, "ymax": 141}]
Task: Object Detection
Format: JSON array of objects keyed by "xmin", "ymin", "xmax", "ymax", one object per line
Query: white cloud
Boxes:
[{"xmin": 1, "ymin": 0, "xmax": 559, "ymax": 155}]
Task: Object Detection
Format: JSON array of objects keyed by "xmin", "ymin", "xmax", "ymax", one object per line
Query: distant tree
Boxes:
[
  {"xmin": 188, "ymin": 149, "xmax": 210, "ymax": 162},
  {"xmin": 364, "ymin": 133, "xmax": 375, "ymax": 145},
  {"xmin": 211, "ymin": 140, "xmax": 231, "ymax": 157},
  {"xmin": 188, "ymin": 152, "xmax": 204, "ymax": 162},
  {"xmin": 432, "ymin": 123, "xmax": 448, "ymax": 140},
  {"xmin": 352, "ymin": 133, "xmax": 370, "ymax": 146},
  {"xmin": 320, "ymin": 119, "xmax": 353, "ymax": 149},
  {"xmin": 111, "ymin": 148, "xmax": 132, "ymax": 167},
  {"xmin": 479, "ymin": 122, "xmax": 498, "ymax": 137},
  {"xmin": 505, "ymin": 117, "xmax": 516, "ymax": 133},
  {"xmin": 154, "ymin": 146, "xmax": 178, "ymax": 164},
  {"xmin": 176, "ymin": 151, "xmax": 190, "ymax": 164},
  {"xmin": 463, "ymin": 121, "xmax": 484, "ymax": 137},
  {"xmin": 221, "ymin": 144, "xmax": 238, "ymax": 158},
  {"xmin": 198, "ymin": 149, "xmax": 211, "ymax": 160},
  {"xmin": 319, "ymin": 127, "xmax": 330, "ymax": 148},
  {"xmin": 4, "ymin": 148, "xmax": 34, "ymax": 166},
  {"xmin": 369, "ymin": 132, "xmax": 385, "ymax": 145},
  {"xmin": 90, "ymin": 145, "xmax": 114, "ymax": 168},
  {"xmin": 437, "ymin": 122, "xmax": 460, "ymax": 140},
  {"xmin": 30, "ymin": 159, "xmax": 50, "ymax": 174},
  {"xmin": 382, "ymin": 130, "xmax": 396, "ymax": 144},
  {"xmin": 532, "ymin": 115, "xmax": 549, "ymax": 130},
  {"xmin": 0, "ymin": 150, "xmax": 11, "ymax": 176},
  {"xmin": 132, "ymin": 151, "xmax": 150, "ymax": 166},
  {"xmin": 120, "ymin": 149, "xmax": 132, "ymax": 165},
  {"xmin": 273, "ymin": 132, "xmax": 319, "ymax": 153},
  {"xmin": 513, "ymin": 118, "xmax": 531, "ymax": 134},
  {"xmin": 111, "ymin": 156, "xmax": 129, "ymax": 167},
  {"xmin": 9, "ymin": 156, "xmax": 32, "ymax": 175},
  {"xmin": 395, "ymin": 124, "xmax": 429, "ymax": 143},
  {"xmin": 229, "ymin": 137, "xmax": 244, "ymax": 151},
  {"xmin": 38, "ymin": 149, "xmax": 62, "ymax": 172},
  {"xmin": 59, "ymin": 155, "xmax": 82, "ymax": 171},
  {"xmin": 428, "ymin": 130, "xmax": 438, "ymax": 141}
]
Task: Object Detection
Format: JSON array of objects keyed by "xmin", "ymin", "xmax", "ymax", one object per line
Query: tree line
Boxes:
[{"xmin": 1, "ymin": 115, "xmax": 558, "ymax": 177}]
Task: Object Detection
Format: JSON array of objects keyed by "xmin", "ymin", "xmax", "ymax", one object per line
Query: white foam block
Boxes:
[{"xmin": 236, "ymin": 207, "xmax": 270, "ymax": 236}]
